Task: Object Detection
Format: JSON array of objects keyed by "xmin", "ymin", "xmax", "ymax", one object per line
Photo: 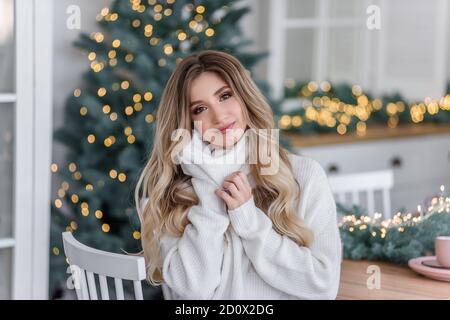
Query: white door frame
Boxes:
[{"xmin": 12, "ymin": 0, "xmax": 53, "ymax": 299}]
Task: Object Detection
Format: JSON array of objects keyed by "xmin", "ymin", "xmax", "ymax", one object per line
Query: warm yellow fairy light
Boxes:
[
  {"xmin": 94, "ymin": 32, "xmax": 104, "ymax": 43},
  {"xmin": 144, "ymin": 92, "xmax": 153, "ymax": 101},
  {"xmin": 132, "ymin": 19, "xmax": 141, "ymax": 28},
  {"xmin": 98, "ymin": 87, "xmax": 107, "ymax": 97},
  {"xmin": 291, "ymin": 115, "xmax": 303, "ymax": 127},
  {"xmin": 194, "ymin": 14, "xmax": 204, "ymax": 22},
  {"xmin": 124, "ymin": 127, "xmax": 133, "ymax": 136},
  {"xmin": 158, "ymin": 58, "xmax": 167, "ymax": 67},
  {"xmin": 352, "ymin": 85, "xmax": 362, "ymax": 96},
  {"xmin": 110, "ymin": 13, "xmax": 118, "ymax": 21},
  {"xmin": 110, "ymin": 112, "xmax": 118, "ymax": 121},
  {"xmin": 154, "ymin": 4, "xmax": 162, "ymax": 13},
  {"xmin": 95, "ymin": 210, "xmax": 103, "ymax": 219},
  {"xmin": 118, "ymin": 173, "xmax": 127, "ymax": 182},
  {"xmin": 62, "ymin": 181, "xmax": 69, "ymax": 190},
  {"xmin": 68, "ymin": 163, "xmax": 77, "ymax": 173},
  {"xmin": 337, "ymin": 124, "xmax": 347, "ymax": 135},
  {"xmin": 100, "ymin": 7, "xmax": 109, "ymax": 16},
  {"xmin": 307, "ymin": 81, "xmax": 318, "ymax": 92},
  {"xmin": 109, "ymin": 169, "xmax": 118, "ymax": 179},
  {"xmin": 133, "ymin": 231, "xmax": 141, "ymax": 240},
  {"xmin": 102, "ymin": 223, "xmax": 110, "ymax": 233},
  {"xmin": 144, "ymin": 24, "xmax": 153, "ymax": 37},
  {"xmin": 177, "ymin": 31, "xmax": 187, "ymax": 41},
  {"xmin": 320, "ymin": 81, "xmax": 331, "ymax": 92},
  {"xmin": 121, "ymin": 81, "xmax": 130, "ymax": 90},
  {"xmin": 55, "ymin": 199, "xmax": 62, "ymax": 208},
  {"xmin": 73, "ymin": 89, "xmax": 81, "ymax": 97},
  {"xmin": 88, "ymin": 52, "xmax": 96, "ymax": 61},
  {"xmin": 87, "ymin": 134, "xmax": 96, "ymax": 144},
  {"xmin": 81, "ymin": 207, "xmax": 89, "ymax": 216},
  {"xmin": 112, "ymin": 39, "xmax": 121, "ymax": 48},
  {"xmin": 102, "ymin": 105, "xmax": 111, "ymax": 114},
  {"xmin": 104, "ymin": 136, "xmax": 116, "ymax": 147},
  {"xmin": 70, "ymin": 221, "xmax": 78, "ymax": 230},
  {"xmin": 80, "ymin": 106, "xmax": 88, "ymax": 116},
  {"xmin": 149, "ymin": 37, "xmax": 159, "ymax": 46},
  {"xmin": 196, "ymin": 5, "xmax": 205, "ymax": 14},
  {"xmin": 145, "ymin": 114, "xmax": 154, "ymax": 123},
  {"xmin": 71, "ymin": 194, "xmax": 79, "ymax": 204},
  {"xmin": 357, "ymin": 95, "xmax": 368, "ymax": 107},
  {"xmin": 51, "ymin": 163, "xmax": 58, "ymax": 173},
  {"xmin": 58, "ymin": 188, "xmax": 65, "ymax": 198},
  {"xmin": 127, "ymin": 135, "xmax": 136, "ymax": 144},
  {"xmin": 125, "ymin": 106, "xmax": 134, "ymax": 115},
  {"xmin": 125, "ymin": 53, "xmax": 134, "ymax": 63},
  {"xmin": 164, "ymin": 44, "xmax": 173, "ymax": 55}
]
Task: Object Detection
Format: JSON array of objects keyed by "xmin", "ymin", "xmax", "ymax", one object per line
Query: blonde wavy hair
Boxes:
[{"xmin": 134, "ymin": 50, "xmax": 313, "ymax": 286}]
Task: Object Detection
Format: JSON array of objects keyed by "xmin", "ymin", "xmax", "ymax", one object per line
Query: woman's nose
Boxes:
[{"xmin": 210, "ymin": 104, "xmax": 227, "ymax": 125}]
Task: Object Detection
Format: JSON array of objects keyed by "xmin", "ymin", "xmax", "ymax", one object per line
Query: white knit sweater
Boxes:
[{"xmin": 158, "ymin": 130, "xmax": 342, "ymax": 300}]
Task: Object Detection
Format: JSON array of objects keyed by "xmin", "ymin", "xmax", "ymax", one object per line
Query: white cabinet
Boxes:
[{"xmin": 295, "ymin": 133, "xmax": 450, "ymax": 214}]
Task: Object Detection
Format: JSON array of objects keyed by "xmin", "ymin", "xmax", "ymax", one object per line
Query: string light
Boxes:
[
  {"xmin": 87, "ymin": 134, "xmax": 96, "ymax": 143},
  {"xmin": 133, "ymin": 231, "xmax": 141, "ymax": 240},
  {"xmin": 71, "ymin": 194, "xmax": 79, "ymax": 204},
  {"xmin": 95, "ymin": 210, "xmax": 103, "ymax": 219},
  {"xmin": 54, "ymin": 199, "xmax": 62, "ymax": 208},
  {"xmin": 51, "ymin": 163, "xmax": 58, "ymax": 173},
  {"xmin": 102, "ymin": 223, "xmax": 110, "ymax": 233},
  {"xmin": 118, "ymin": 173, "xmax": 127, "ymax": 182},
  {"xmin": 340, "ymin": 186, "xmax": 450, "ymax": 240},
  {"xmin": 280, "ymin": 81, "xmax": 450, "ymax": 135},
  {"xmin": 73, "ymin": 89, "xmax": 81, "ymax": 97}
]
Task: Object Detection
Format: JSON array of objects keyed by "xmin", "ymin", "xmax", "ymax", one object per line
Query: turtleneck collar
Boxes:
[{"xmin": 175, "ymin": 129, "xmax": 252, "ymax": 188}]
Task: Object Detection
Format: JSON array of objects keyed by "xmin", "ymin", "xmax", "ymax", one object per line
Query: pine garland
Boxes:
[{"xmin": 337, "ymin": 187, "xmax": 450, "ymax": 265}]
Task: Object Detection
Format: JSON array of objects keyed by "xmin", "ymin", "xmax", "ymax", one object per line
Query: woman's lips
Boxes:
[{"xmin": 219, "ymin": 121, "xmax": 235, "ymax": 134}]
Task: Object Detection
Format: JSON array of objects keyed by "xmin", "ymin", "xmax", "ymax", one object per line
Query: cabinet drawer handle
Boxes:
[
  {"xmin": 391, "ymin": 156, "xmax": 403, "ymax": 168},
  {"xmin": 328, "ymin": 164, "xmax": 339, "ymax": 174}
]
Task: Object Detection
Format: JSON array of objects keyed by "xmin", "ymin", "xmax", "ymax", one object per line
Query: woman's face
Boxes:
[{"xmin": 188, "ymin": 71, "xmax": 247, "ymax": 149}]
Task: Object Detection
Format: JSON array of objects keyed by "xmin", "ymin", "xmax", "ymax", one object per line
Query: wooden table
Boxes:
[{"xmin": 337, "ymin": 259, "xmax": 450, "ymax": 300}]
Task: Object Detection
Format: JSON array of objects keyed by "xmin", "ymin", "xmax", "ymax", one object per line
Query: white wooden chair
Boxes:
[
  {"xmin": 327, "ymin": 169, "xmax": 394, "ymax": 218},
  {"xmin": 62, "ymin": 231, "xmax": 146, "ymax": 300}
]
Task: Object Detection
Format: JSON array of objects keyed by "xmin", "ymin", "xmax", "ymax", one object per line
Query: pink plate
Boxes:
[{"xmin": 408, "ymin": 256, "xmax": 450, "ymax": 282}]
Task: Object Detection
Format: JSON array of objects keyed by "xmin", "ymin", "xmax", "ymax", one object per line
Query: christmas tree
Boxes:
[{"xmin": 50, "ymin": 0, "xmax": 284, "ymax": 299}]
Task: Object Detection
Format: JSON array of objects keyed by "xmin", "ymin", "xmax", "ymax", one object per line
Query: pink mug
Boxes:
[{"xmin": 435, "ymin": 236, "xmax": 450, "ymax": 268}]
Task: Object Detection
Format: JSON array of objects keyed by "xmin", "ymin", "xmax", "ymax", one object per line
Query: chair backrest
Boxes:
[
  {"xmin": 327, "ymin": 169, "xmax": 394, "ymax": 218},
  {"xmin": 62, "ymin": 231, "xmax": 147, "ymax": 300}
]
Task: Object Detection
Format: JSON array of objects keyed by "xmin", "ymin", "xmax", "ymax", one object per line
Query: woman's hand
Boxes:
[{"xmin": 215, "ymin": 171, "xmax": 253, "ymax": 210}]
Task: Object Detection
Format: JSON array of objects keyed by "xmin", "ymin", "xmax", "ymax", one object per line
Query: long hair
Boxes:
[{"xmin": 134, "ymin": 50, "xmax": 313, "ymax": 286}]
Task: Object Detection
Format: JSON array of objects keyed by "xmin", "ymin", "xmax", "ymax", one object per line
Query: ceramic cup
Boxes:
[{"xmin": 435, "ymin": 236, "xmax": 450, "ymax": 268}]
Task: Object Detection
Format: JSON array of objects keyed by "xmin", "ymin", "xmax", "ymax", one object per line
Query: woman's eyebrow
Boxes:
[{"xmin": 189, "ymin": 85, "xmax": 230, "ymax": 109}]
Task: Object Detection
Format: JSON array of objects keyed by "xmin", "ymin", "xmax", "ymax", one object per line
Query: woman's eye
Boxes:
[
  {"xmin": 193, "ymin": 106, "xmax": 206, "ymax": 115},
  {"xmin": 220, "ymin": 92, "xmax": 232, "ymax": 101}
]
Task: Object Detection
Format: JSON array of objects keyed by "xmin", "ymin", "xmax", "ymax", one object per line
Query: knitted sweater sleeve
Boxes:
[
  {"xmin": 159, "ymin": 179, "xmax": 229, "ymax": 300},
  {"xmin": 227, "ymin": 157, "xmax": 342, "ymax": 299}
]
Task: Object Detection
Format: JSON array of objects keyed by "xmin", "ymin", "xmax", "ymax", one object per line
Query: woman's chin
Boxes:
[{"xmin": 210, "ymin": 133, "xmax": 241, "ymax": 150}]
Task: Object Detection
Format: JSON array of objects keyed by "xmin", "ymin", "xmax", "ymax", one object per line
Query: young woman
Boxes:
[{"xmin": 135, "ymin": 50, "xmax": 342, "ymax": 300}]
